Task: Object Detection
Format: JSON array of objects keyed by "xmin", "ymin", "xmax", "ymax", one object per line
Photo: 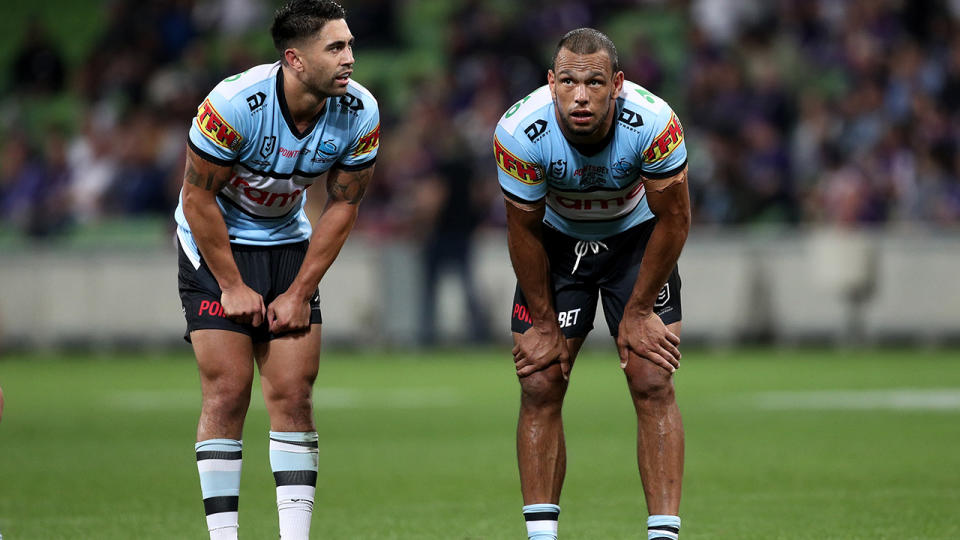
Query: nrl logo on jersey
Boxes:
[{"xmin": 259, "ymin": 136, "xmax": 276, "ymax": 158}]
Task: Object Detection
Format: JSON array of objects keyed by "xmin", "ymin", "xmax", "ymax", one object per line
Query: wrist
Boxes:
[
  {"xmin": 287, "ymin": 281, "xmax": 316, "ymax": 302},
  {"xmin": 624, "ymin": 301, "xmax": 654, "ymax": 318},
  {"xmin": 218, "ymin": 276, "xmax": 244, "ymax": 291}
]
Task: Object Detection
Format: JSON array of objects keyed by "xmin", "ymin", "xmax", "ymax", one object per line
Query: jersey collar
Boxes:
[{"xmin": 276, "ymin": 67, "xmax": 327, "ymax": 140}]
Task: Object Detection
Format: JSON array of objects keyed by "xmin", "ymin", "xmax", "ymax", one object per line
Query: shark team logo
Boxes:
[{"xmin": 612, "ymin": 158, "xmax": 636, "ymax": 179}]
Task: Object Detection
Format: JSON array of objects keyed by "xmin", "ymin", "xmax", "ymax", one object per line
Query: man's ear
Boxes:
[{"xmin": 284, "ymin": 48, "xmax": 302, "ymax": 71}]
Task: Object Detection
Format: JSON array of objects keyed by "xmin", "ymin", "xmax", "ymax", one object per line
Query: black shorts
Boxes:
[
  {"xmin": 178, "ymin": 240, "xmax": 322, "ymax": 343},
  {"xmin": 511, "ymin": 220, "xmax": 681, "ymax": 339}
]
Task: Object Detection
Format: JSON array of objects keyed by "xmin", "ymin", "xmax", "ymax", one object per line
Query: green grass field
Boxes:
[{"xmin": 1, "ymin": 347, "xmax": 958, "ymax": 539}]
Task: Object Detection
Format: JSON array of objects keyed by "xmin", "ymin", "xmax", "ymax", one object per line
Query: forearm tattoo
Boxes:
[
  {"xmin": 183, "ymin": 157, "xmax": 223, "ymax": 191},
  {"xmin": 327, "ymin": 167, "xmax": 373, "ymax": 204}
]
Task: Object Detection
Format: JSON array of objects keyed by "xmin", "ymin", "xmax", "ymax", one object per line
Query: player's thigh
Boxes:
[
  {"xmin": 255, "ymin": 323, "xmax": 322, "ymax": 398},
  {"xmin": 192, "ymin": 329, "xmax": 256, "ymax": 398}
]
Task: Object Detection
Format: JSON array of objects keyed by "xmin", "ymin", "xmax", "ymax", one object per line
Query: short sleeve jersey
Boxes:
[
  {"xmin": 494, "ymin": 81, "xmax": 686, "ymax": 240},
  {"xmin": 174, "ymin": 62, "xmax": 380, "ymax": 266}
]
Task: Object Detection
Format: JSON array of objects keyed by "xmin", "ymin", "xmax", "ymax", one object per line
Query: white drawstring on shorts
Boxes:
[{"xmin": 572, "ymin": 240, "xmax": 608, "ymax": 274}]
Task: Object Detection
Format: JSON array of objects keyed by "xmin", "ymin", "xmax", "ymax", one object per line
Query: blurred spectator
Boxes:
[
  {"xmin": 0, "ymin": 134, "xmax": 71, "ymax": 237},
  {"xmin": 416, "ymin": 117, "xmax": 491, "ymax": 346},
  {"xmin": 5, "ymin": 0, "xmax": 960, "ymax": 238},
  {"xmin": 9, "ymin": 17, "xmax": 66, "ymax": 95}
]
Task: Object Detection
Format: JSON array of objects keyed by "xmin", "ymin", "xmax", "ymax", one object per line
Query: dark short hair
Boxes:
[
  {"xmin": 553, "ymin": 28, "xmax": 620, "ymax": 74},
  {"xmin": 271, "ymin": 0, "xmax": 347, "ymax": 54}
]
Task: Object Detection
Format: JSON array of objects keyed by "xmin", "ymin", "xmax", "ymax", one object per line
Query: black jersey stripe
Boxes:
[
  {"xmin": 273, "ymin": 470, "xmax": 318, "ymax": 486},
  {"xmin": 196, "ymin": 450, "xmax": 243, "ymax": 461},
  {"xmin": 188, "ymin": 139, "xmax": 236, "ymax": 167},
  {"xmin": 642, "ymin": 158, "xmax": 687, "ymax": 179},
  {"xmin": 235, "ymin": 161, "xmax": 326, "ymax": 181},
  {"xmin": 333, "ymin": 157, "xmax": 376, "ymax": 172},
  {"xmin": 269, "ymin": 437, "xmax": 319, "ymax": 448},
  {"xmin": 523, "ymin": 511, "xmax": 560, "ymax": 521},
  {"xmin": 546, "ymin": 207, "xmax": 652, "ymax": 224},
  {"xmin": 501, "ymin": 187, "xmax": 544, "ymax": 205},
  {"xmin": 203, "ymin": 496, "xmax": 239, "ymax": 515}
]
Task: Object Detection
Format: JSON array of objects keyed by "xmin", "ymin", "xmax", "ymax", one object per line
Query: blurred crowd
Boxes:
[{"xmin": 3, "ymin": 0, "xmax": 960, "ymax": 242}]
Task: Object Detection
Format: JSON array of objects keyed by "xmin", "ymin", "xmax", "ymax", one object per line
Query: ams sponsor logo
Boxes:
[
  {"xmin": 229, "ymin": 176, "xmax": 302, "ymax": 208},
  {"xmin": 550, "ymin": 181, "xmax": 645, "ymax": 212},
  {"xmin": 196, "ymin": 99, "xmax": 243, "ymax": 151},
  {"xmin": 644, "ymin": 112, "xmax": 684, "ymax": 163},
  {"xmin": 494, "ymin": 136, "xmax": 542, "ymax": 185},
  {"xmin": 351, "ymin": 123, "xmax": 380, "ymax": 157}
]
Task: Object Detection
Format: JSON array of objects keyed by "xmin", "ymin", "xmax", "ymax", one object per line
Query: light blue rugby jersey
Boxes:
[
  {"xmin": 175, "ymin": 62, "xmax": 380, "ymax": 267},
  {"xmin": 494, "ymin": 81, "xmax": 686, "ymax": 240}
]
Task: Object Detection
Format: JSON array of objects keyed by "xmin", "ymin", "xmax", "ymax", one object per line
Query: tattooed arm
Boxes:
[
  {"xmin": 266, "ymin": 164, "xmax": 375, "ymax": 333},
  {"xmin": 181, "ymin": 147, "xmax": 266, "ymax": 326}
]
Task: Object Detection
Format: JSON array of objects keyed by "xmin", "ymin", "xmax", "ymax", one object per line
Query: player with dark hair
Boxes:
[
  {"xmin": 494, "ymin": 28, "xmax": 689, "ymax": 539},
  {"xmin": 174, "ymin": 1, "xmax": 379, "ymax": 538}
]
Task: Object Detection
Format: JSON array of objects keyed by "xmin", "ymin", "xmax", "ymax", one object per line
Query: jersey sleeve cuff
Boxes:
[
  {"xmin": 334, "ymin": 157, "xmax": 376, "ymax": 172},
  {"xmin": 501, "ymin": 187, "xmax": 543, "ymax": 205},
  {"xmin": 642, "ymin": 159, "xmax": 687, "ymax": 180},
  {"xmin": 188, "ymin": 139, "xmax": 236, "ymax": 167}
]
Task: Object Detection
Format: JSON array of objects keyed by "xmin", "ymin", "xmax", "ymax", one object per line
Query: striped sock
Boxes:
[
  {"xmin": 523, "ymin": 503, "xmax": 560, "ymax": 540},
  {"xmin": 270, "ymin": 431, "xmax": 319, "ymax": 540},
  {"xmin": 195, "ymin": 439, "xmax": 242, "ymax": 540},
  {"xmin": 648, "ymin": 514, "xmax": 681, "ymax": 540}
]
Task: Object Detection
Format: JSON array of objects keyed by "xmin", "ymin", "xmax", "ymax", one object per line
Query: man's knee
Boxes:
[
  {"xmin": 201, "ymin": 385, "xmax": 251, "ymax": 419},
  {"xmin": 263, "ymin": 375, "xmax": 314, "ymax": 413},
  {"xmin": 626, "ymin": 363, "xmax": 675, "ymax": 403},
  {"xmin": 519, "ymin": 367, "xmax": 567, "ymax": 411}
]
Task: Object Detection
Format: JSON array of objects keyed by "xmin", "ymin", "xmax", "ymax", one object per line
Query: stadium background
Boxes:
[{"xmin": 0, "ymin": 1, "xmax": 958, "ymax": 539}]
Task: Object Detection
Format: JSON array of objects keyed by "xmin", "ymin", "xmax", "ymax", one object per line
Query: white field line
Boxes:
[
  {"xmin": 107, "ymin": 387, "xmax": 461, "ymax": 411},
  {"xmin": 754, "ymin": 388, "xmax": 960, "ymax": 411}
]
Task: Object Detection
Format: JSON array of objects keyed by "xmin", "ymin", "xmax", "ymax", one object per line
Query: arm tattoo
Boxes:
[
  {"xmin": 183, "ymin": 155, "xmax": 227, "ymax": 191},
  {"xmin": 184, "ymin": 160, "xmax": 219, "ymax": 191},
  {"xmin": 327, "ymin": 167, "xmax": 373, "ymax": 204}
]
